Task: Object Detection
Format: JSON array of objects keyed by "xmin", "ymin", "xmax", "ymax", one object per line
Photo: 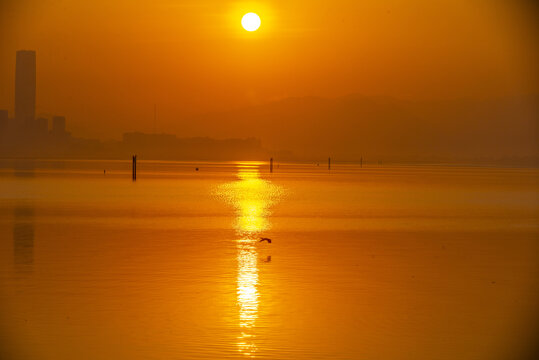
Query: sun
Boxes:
[{"xmin": 241, "ymin": 13, "xmax": 261, "ymax": 32}]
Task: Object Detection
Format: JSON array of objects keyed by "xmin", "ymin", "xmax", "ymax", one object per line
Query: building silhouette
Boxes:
[
  {"xmin": 0, "ymin": 109, "xmax": 7, "ymax": 132},
  {"xmin": 15, "ymin": 50, "xmax": 36, "ymax": 129},
  {"xmin": 0, "ymin": 50, "xmax": 75, "ymax": 157},
  {"xmin": 52, "ymin": 115, "xmax": 66, "ymax": 134},
  {"xmin": 1, "ymin": 50, "xmax": 267, "ymax": 160},
  {"xmin": 36, "ymin": 117, "xmax": 48, "ymax": 136}
]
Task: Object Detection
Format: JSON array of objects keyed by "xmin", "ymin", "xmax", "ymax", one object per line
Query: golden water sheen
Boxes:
[{"xmin": 0, "ymin": 160, "xmax": 538, "ymax": 360}]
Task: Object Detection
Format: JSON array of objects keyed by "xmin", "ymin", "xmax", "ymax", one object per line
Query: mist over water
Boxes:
[{"xmin": 0, "ymin": 160, "xmax": 538, "ymax": 360}]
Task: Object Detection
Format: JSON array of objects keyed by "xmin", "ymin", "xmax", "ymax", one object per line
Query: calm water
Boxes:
[{"xmin": 0, "ymin": 160, "xmax": 538, "ymax": 360}]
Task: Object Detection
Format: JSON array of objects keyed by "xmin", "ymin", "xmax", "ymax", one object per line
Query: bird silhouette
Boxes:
[{"xmin": 259, "ymin": 237, "xmax": 272, "ymax": 243}]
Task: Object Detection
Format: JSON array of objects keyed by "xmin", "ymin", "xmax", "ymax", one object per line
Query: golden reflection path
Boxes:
[{"xmin": 217, "ymin": 163, "xmax": 283, "ymax": 357}]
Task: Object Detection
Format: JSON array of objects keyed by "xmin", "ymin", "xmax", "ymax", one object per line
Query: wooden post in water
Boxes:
[
  {"xmin": 360, "ymin": 156, "xmax": 363, "ymax": 168},
  {"xmin": 328, "ymin": 157, "xmax": 331, "ymax": 170},
  {"xmin": 132, "ymin": 155, "xmax": 137, "ymax": 181},
  {"xmin": 270, "ymin": 157, "xmax": 273, "ymax": 173}
]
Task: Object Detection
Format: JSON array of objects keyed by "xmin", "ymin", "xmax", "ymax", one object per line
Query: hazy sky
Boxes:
[{"xmin": 0, "ymin": 0, "xmax": 538, "ymax": 139}]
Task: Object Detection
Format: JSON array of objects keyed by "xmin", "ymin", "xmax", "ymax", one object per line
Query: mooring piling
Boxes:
[
  {"xmin": 132, "ymin": 155, "xmax": 137, "ymax": 181},
  {"xmin": 270, "ymin": 157, "xmax": 273, "ymax": 173},
  {"xmin": 328, "ymin": 157, "xmax": 331, "ymax": 170}
]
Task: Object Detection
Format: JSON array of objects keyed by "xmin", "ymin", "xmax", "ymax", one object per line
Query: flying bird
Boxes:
[{"xmin": 259, "ymin": 237, "xmax": 272, "ymax": 243}]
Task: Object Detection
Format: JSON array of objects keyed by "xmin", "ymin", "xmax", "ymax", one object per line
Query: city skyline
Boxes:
[
  {"xmin": 0, "ymin": 48, "xmax": 537, "ymax": 163},
  {"xmin": 2, "ymin": 50, "xmax": 69, "ymax": 136},
  {"xmin": 0, "ymin": 50, "xmax": 72, "ymax": 158},
  {"xmin": 0, "ymin": 49, "xmax": 271, "ymax": 161},
  {"xmin": 1, "ymin": 1, "xmax": 538, "ymax": 141}
]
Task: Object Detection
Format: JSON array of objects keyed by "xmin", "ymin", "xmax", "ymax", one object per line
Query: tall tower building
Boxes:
[{"xmin": 15, "ymin": 50, "xmax": 36, "ymax": 127}]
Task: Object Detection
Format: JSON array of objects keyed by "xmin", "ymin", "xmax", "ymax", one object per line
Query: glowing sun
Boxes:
[{"xmin": 241, "ymin": 13, "xmax": 261, "ymax": 32}]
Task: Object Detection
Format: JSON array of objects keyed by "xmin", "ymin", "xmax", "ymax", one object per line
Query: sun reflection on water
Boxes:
[{"xmin": 217, "ymin": 163, "xmax": 283, "ymax": 357}]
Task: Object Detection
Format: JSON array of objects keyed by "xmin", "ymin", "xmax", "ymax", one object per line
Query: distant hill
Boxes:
[{"xmin": 180, "ymin": 94, "xmax": 539, "ymax": 164}]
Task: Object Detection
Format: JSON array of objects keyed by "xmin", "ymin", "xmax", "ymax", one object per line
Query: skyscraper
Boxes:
[{"xmin": 15, "ymin": 50, "xmax": 36, "ymax": 127}]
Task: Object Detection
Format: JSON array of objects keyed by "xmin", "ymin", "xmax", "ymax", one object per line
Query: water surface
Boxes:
[{"xmin": 0, "ymin": 160, "xmax": 538, "ymax": 359}]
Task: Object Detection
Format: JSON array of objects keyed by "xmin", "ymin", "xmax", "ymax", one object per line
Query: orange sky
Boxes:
[{"xmin": 0, "ymin": 0, "xmax": 538, "ymax": 139}]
